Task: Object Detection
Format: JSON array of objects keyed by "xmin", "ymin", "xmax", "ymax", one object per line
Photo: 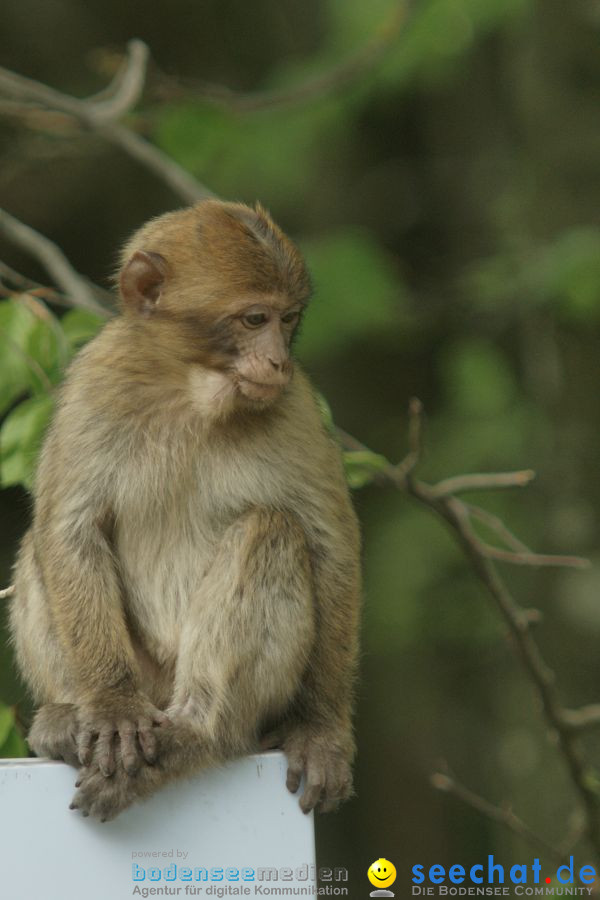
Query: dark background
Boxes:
[{"xmin": 1, "ymin": 0, "xmax": 600, "ymax": 891}]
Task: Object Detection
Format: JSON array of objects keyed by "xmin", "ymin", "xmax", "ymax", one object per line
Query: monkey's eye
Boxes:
[
  {"xmin": 281, "ymin": 310, "xmax": 299, "ymax": 325},
  {"xmin": 242, "ymin": 312, "xmax": 267, "ymax": 328}
]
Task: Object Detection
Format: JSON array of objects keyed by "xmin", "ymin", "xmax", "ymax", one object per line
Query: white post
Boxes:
[{"xmin": 0, "ymin": 751, "xmax": 316, "ymax": 900}]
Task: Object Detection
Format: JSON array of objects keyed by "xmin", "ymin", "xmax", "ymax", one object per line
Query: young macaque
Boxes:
[{"xmin": 9, "ymin": 200, "xmax": 361, "ymax": 821}]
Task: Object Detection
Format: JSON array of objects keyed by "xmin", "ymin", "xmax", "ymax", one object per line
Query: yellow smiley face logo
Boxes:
[{"xmin": 368, "ymin": 858, "xmax": 397, "ymax": 889}]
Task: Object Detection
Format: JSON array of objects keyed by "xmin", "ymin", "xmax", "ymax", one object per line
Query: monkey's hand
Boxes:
[
  {"xmin": 280, "ymin": 726, "xmax": 354, "ymax": 814},
  {"xmin": 77, "ymin": 694, "xmax": 171, "ymax": 777}
]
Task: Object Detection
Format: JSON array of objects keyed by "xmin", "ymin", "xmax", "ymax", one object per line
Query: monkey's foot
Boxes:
[
  {"xmin": 283, "ymin": 728, "xmax": 354, "ymax": 814},
  {"xmin": 70, "ymin": 724, "xmax": 218, "ymax": 820},
  {"xmin": 28, "ymin": 703, "xmax": 80, "ymax": 768},
  {"xmin": 70, "ymin": 765, "xmax": 142, "ymax": 821}
]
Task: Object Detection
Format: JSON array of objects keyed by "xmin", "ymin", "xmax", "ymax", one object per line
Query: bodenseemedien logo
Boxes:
[{"xmin": 411, "ymin": 855, "xmax": 595, "ymax": 895}]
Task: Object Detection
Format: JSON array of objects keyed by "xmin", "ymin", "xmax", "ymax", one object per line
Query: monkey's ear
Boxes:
[{"xmin": 120, "ymin": 250, "xmax": 168, "ymax": 316}]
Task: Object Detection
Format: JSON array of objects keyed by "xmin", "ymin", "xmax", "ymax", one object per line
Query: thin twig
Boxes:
[
  {"xmin": 431, "ymin": 770, "xmax": 568, "ymax": 867},
  {"xmin": 562, "ymin": 706, "xmax": 600, "ymax": 732},
  {"xmin": 85, "ymin": 39, "xmax": 149, "ymax": 123},
  {"xmin": 0, "ymin": 261, "xmax": 114, "ymax": 309},
  {"xmin": 432, "ymin": 470, "xmax": 536, "ymax": 497},
  {"xmin": 0, "ymin": 260, "xmax": 63, "ymax": 301},
  {"xmin": 476, "ymin": 543, "xmax": 589, "ymax": 570},
  {"xmin": 102, "ymin": 122, "xmax": 214, "ymax": 202},
  {"xmin": 0, "ymin": 208, "xmax": 108, "ymax": 315},
  {"xmin": 467, "ymin": 503, "xmax": 532, "ymax": 553},
  {"xmin": 396, "ymin": 395, "xmax": 423, "ymax": 479},
  {"xmin": 153, "ymin": 3, "xmax": 409, "ymax": 114},
  {"xmin": 459, "ymin": 500, "xmax": 588, "ymax": 569}
]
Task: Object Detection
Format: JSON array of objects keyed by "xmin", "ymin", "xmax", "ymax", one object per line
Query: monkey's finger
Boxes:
[
  {"xmin": 77, "ymin": 729, "xmax": 95, "ymax": 766},
  {"xmin": 137, "ymin": 720, "xmax": 157, "ymax": 764},
  {"xmin": 118, "ymin": 722, "xmax": 141, "ymax": 774},
  {"xmin": 299, "ymin": 780, "xmax": 324, "ymax": 814},
  {"xmin": 285, "ymin": 743, "xmax": 305, "ymax": 793},
  {"xmin": 286, "ymin": 762, "xmax": 303, "ymax": 794},
  {"xmin": 299, "ymin": 755, "xmax": 328, "ymax": 813},
  {"xmin": 95, "ymin": 726, "xmax": 117, "ymax": 777}
]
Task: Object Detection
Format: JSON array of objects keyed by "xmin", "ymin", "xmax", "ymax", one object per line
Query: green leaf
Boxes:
[
  {"xmin": 344, "ymin": 449, "xmax": 390, "ymax": 489},
  {"xmin": 315, "ymin": 392, "xmax": 335, "ymax": 434},
  {"xmin": 298, "ymin": 230, "xmax": 408, "ymax": 361},
  {"xmin": 0, "ymin": 703, "xmax": 13, "ymax": 746},
  {"xmin": 0, "ymin": 704, "xmax": 27, "ymax": 758},
  {"xmin": 61, "ymin": 308, "xmax": 104, "ymax": 350},
  {"xmin": 0, "ymin": 394, "xmax": 54, "ymax": 490},
  {"xmin": 0, "ymin": 726, "xmax": 28, "ymax": 758},
  {"xmin": 0, "ymin": 298, "xmax": 65, "ymax": 415},
  {"xmin": 0, "ymin": 300, "xmax": 42, "ymax": 414}
]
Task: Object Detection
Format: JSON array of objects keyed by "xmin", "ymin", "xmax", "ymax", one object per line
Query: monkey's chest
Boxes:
[{"xmin": 113, "ymin": 449, "xmax": 293, "ymax": 658}]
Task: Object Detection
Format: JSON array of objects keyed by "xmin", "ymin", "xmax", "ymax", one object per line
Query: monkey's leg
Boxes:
[
  {"xmin": 11, "ymin": 531, "xmax": 168, "ymax": 773},
  {"xmin": 10, "ymin": 532, "xmax": 81, "ymax": 767},
  {"xmin": 71, "ymin": 507, "xmax": 315, "ymax": 820}
]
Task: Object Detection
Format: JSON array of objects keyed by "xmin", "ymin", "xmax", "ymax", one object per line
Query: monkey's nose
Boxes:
[{"xmin": 268, "ymin": 358, "xmax": 282, "ymax": 371}]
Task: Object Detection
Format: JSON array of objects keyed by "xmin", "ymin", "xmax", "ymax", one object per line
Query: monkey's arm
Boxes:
[
  {"xmin": 260, "ymin": 376, "xmax": 361, "ymax": 813},
  {"xmin": 31, "ymin": 414, "xmax": 168, "ymax": 774},
  {"xmin": 282, "ymin": 531, "xmax": 360, "ymax": 813}
]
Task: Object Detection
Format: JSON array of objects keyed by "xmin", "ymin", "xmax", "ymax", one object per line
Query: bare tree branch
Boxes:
[
  {"xmin": 338, "ymin": 403, "xmax": 600, "ymax": 859},
  {"xmin": 562, "ymin": 706, "xmax": 600, "ymax": 732},
  {"xmin": 86, "ymin": 39, "xmax": 149, "ymax": 123},
  {"xmin": 467, "ymin": 503, "xmax": 532, "ymax": 553},
  {"xmin": 103, "ymin": 123, "xmax": 214, "ymax": 203},
  {"xmin": 0, "ymin": 7, "xmax": 410, "ymax": 202},
  {"xmin": 0, "ymin": 209, "xmax": 108, "ymax": 315},
  {"xmin": 0, "ymin": 49, "xmax": 214, "ymax": 204},
  {"xmin": 431, "ymin": 770, "xmax": 571, "ymax": 868},
  {"xmin": 474, "ymin": 543, "xmax": 589, "ymax": 570},
  {"xmin": 153, "ymin": 2, "xmax": 409, "ymax": 114}
]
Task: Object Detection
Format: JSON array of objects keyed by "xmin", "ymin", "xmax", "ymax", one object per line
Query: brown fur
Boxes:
[{"xmin": 9, "ymin": 199, "xmax": 361, "ymax": 820}]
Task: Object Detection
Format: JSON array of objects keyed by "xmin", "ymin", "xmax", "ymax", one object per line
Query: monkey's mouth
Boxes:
[{"xmin": 237, "ymin": 377, "xmax": 285, "ymax": 402}]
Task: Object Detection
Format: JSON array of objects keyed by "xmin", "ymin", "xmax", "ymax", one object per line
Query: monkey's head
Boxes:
[{"xmin": 118, "ymin": 200, "xmax": 312, "ymax": 411}]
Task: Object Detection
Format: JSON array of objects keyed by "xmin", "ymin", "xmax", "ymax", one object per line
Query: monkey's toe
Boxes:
[{"xmin": 71, "ymin": 766, "xmax": 137, "ymax": 821}]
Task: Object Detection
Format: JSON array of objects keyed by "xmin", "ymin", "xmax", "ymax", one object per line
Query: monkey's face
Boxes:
[{"xmin": 228, "ymin": 298, "xmax": 300, "ymax": 403}]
